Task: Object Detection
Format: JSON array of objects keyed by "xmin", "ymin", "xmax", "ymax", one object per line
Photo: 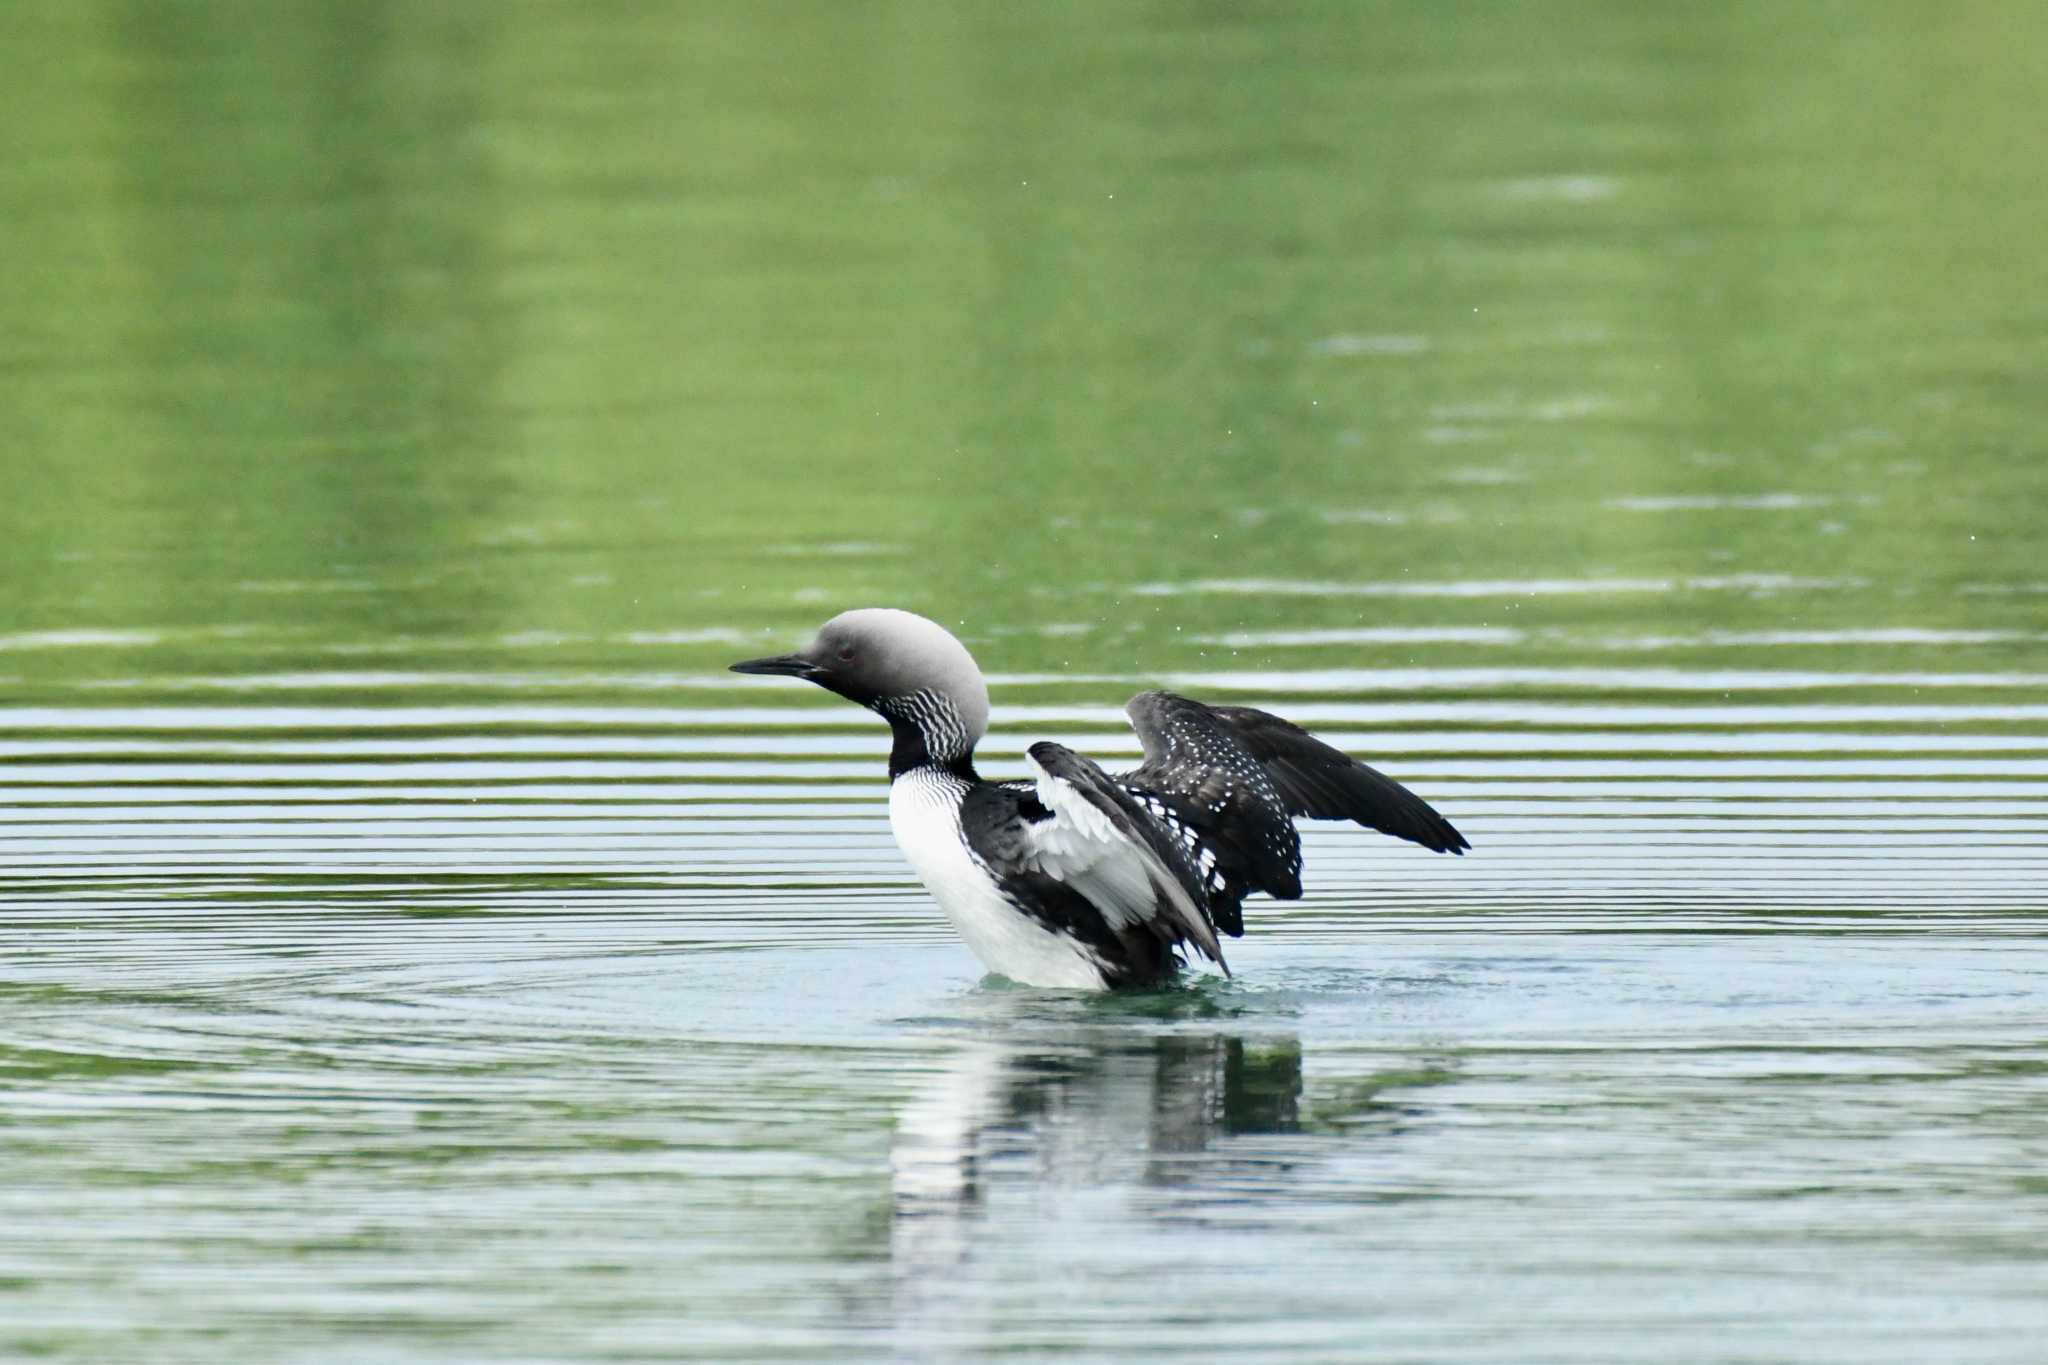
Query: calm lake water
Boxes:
[{"xmin": 5, "ymin": 3, "xmax": 2048, "ymax": 1361}]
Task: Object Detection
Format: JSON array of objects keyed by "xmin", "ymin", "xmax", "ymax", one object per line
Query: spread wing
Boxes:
[
  {"xmin": 954, "ymin": 692, "xmax": 1462, "ymax": 982},
  {"xmin": 1197, "ymin": 698, "xmax": 1470, "ymax": 854},
  {"xmin": 1018, "ymin": 742, "xmax": 1228, "ymax": 973},
  {"xmin": 1121, "ymin": 691, "xmax": 1306, "ymax": 921}
]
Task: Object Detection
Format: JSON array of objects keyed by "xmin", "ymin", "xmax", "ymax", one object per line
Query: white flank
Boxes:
[{"xmin": 888, "ymin": 771, "xmax": 1109, "ymax": 989}]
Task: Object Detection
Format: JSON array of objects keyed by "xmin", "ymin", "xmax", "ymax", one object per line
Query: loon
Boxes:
[{"xmin": 731, "ymin": 609, "xmax": 1468, "ymax": 989}]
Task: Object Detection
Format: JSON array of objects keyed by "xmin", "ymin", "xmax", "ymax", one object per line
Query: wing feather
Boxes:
[
  {"xmin": 1204, "ymin": 702, "xmax": 1470, "ymax": 854},
  {"xmin": 1023, "ymin": 742, "xmax": 1227, "ymax": 973},
  {"xmin": 1123, "ymin": 691, "xmax": 1304, "ymax": 900}
]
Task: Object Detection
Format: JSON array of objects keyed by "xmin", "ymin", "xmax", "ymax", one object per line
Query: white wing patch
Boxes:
[
  {"xmin": 1026, "ymin": 766, "xmax": 1159, "ymax": 930},
  {"xmin": 1023, "ymin": 752, "xmax": 1224, "ymax": 970}
]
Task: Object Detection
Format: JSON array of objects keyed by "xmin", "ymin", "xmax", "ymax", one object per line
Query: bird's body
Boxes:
[
  {"xmin": 889, "ymin": 768, "xmax": 1113, "ymax": 989},
  {"xmin": 733, "ymin": 609, "xmax": 1468, "ymax": 989}
]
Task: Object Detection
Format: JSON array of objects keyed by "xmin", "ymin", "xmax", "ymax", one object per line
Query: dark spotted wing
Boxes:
[
  {"xmin": 1204, "ymin": 701, "xmax": 1470, "ymax": 854},
  {"xmin": 1121, "ymin": 692, "xmax": 1306, "ymax": 914}
]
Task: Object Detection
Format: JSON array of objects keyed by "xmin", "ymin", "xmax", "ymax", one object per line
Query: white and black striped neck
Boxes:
[{"xmin": 878, "ymin": 688, "xmax": 981, "ymax": 781}]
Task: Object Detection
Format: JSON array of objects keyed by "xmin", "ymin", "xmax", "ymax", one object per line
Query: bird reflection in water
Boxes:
[{"xmin": 889, "ymin": 1033, "xmax": 1308, "ymax": 1280}]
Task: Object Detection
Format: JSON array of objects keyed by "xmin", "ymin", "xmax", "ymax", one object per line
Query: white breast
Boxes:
[{"xmin": 887, "ymin": 771, "xmax": 1110, "ymax": 989}]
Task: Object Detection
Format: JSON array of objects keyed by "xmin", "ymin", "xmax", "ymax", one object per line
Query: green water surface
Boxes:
[{"xmin": 3, "ymin": 3, "xmax": 2046, "ymax": 1361}]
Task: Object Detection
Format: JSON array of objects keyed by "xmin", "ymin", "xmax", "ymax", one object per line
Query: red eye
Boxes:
[{"xmin": 836, "ymin": 645, "xmax": 856, "ymax": 661}]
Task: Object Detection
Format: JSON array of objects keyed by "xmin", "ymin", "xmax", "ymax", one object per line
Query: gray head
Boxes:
[{"xmin": 730, "ymin": 608, "xmax": 990, "ymax": 760}]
